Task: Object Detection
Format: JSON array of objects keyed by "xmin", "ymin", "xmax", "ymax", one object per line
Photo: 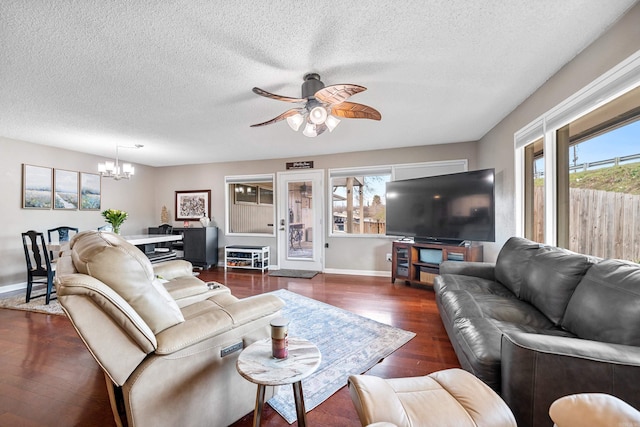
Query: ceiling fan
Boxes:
[{"xmin": 250, "ymin": 73, "xmax": 381, "ymax": 137}]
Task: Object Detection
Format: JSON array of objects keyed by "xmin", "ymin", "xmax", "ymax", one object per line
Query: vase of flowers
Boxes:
[{"xmin": 101, "ymin": 209, "xmax": 128, "ymax": 234}]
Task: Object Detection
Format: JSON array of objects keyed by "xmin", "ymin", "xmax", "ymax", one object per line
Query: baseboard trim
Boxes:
[
  {"xmin": 0, "ymin": 282, "xmax": 28, "ymax": 296},
  {"xmin": 322, "ymin": 268, "xmax": 391, "ymax": 277}
]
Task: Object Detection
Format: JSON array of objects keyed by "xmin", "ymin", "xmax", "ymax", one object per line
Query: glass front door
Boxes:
[{"xmin": 277, "ymin": 170, "xmax": 323, "ymax": 271}]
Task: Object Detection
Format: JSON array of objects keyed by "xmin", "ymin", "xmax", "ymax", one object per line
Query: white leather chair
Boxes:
[
  {"xmin": 549, "ymin": 393, "xmax": 640, "ymax": 427},
  {"xmin": 348, "ymin": 368, "xmax": 516, "ymax": 427}
]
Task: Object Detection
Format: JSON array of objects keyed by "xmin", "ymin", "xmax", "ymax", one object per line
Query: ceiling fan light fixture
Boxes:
[
  {"xmin": 250, "ymin": 73, "xmax": 381, "ymax": 137},
  {"xmin": 325, "ymin": 115, "xmax": 340, "ymax": 132},
  {"xmin": 302, "ymin": 122, "xmax": 318, "ymax": 137},
  {"xmin": 309, "ymin": 106, "xmax": 328, "ymax": 125},
  {"xmin": 286, "ymin": 113, "xmax": 304, "ymax": 131}
]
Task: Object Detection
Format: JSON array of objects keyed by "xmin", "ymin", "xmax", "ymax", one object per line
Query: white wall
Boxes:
[
  {"xmin": 1, "ymin": 136, "xmax": 476, "ymax": 290},
  {"xmin": 152, "ymin": 142, "xmax": 478, "ymax": 275},
  {"xmin": 476, "ymin": 3, "xmax": 640, "ymax": 261},
  {"xmin": 1, "ymin": 137, "xmax": 157, "ymax": 288}
]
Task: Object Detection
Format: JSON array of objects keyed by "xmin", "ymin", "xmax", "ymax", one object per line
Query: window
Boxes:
[
  {"xmin": 516, "ymin": 51, "xmax": 640, "ymax": 261},
  {"xmin": 232, "ymin": 184, "xmax": 273, "ymax": 205},
  {"xmin": 259, "ymin": 187, "xmax": 273, "ymax": 205},
  {"xmin": 330, "ymin": 167, "xmax": 391, "ymax": 235},
  {"xmin": 233, "ymin": 184, "xmax": 257, "ymax": 204},
  {"xmin": 524, "ymin": 138, "xmax": 545, "ymax": 243},
  {"xmin": 556, "ymin": 88, "xmax": 640, "ymax": 259},
  {"xmin": 225, "ymin": 175, "xmax": 275, "ymax": 236}
]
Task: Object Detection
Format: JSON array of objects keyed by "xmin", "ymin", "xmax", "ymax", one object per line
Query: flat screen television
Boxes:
[{"xmin": 385, "ymin": 168, "xmax": 495, "ymax": 244}]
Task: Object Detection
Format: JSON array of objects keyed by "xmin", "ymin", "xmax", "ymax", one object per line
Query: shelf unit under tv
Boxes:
[{"xmin": 392, "ymin": 240, "xmax": 483, "ymax": 286}]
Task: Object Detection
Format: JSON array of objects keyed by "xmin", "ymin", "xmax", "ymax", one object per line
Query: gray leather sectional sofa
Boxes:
[{"xmin": 434, "ymin": 237, "xmax": 640, "ymax": 427}]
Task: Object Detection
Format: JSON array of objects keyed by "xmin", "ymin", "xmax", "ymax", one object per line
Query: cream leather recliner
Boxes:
[
  {"xmin": 55, "ymin": 231, "xmax": 284, "ymax": 427},
  {"xmin": 549, "ymin": 393, "xmax": 640, "ymax": 427},
  {"xmin": 348, "ymin": 368, "xmax": 517, "ymax": 427}
]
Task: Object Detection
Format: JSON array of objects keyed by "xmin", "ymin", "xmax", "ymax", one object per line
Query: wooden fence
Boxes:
[{"xmin": 533, "ymin": 187, "xmax": 640, "ymax": 262}]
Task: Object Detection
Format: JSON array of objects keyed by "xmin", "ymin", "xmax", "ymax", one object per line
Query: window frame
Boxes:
[
  {"xmin": 515, "ymin": 49, "xmax": 640, "ymax": 246},
  {"xmin": 224, "ymin": 174, "xmax": 276, "ymax": 237}
]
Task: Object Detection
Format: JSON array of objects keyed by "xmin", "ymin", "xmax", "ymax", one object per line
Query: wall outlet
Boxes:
[{"xmin": 386, "ymin": 253, "xmax": 392, "ymax": 262}]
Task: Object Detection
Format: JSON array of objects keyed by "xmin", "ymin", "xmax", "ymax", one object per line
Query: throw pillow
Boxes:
[
  {"xmin": 520, "ymin": 249, "xmax": 593, "ymax": 325},
  {"xmin": 562, "ymin": 259, "xmax": 640, "ymax": 345},
  {"xmin": 494, "ymin": 237, "xmax": 546, "ymax": 297}
]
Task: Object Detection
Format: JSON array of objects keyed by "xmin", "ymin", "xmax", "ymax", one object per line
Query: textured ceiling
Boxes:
[{"xmin": 1, "ymin": 1, "xmax": 637, "ymax": 167}]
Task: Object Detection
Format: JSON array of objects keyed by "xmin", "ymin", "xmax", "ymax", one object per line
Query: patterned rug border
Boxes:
[{"xmin": 266, "ymin": 289, "xmax": 416, "ymax": 423}]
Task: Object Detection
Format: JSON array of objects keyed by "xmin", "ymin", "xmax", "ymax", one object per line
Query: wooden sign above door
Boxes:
[{"xmin": 286, "ymin": 161, "xmax": 314, "ymax": 170}]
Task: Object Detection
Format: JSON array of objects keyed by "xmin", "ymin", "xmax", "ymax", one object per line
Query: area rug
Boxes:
[
  {"xmin": 266, "ymin": 289, "xmax": 416, "ymax": 423},
  {"xmin": 0, "ymin": 294, "xmax": 65, "ymax": 316},
  {"xmin": 268, "ymin": 269, "xmax": 319, "ymax": 279}
]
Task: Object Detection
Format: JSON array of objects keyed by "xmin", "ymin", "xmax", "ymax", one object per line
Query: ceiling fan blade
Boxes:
[
  {"xmin": 314, "ymin": 84, "xmax": 367, "ymax": 105},
  {"xmin": 331, "ymin": 102, "xmax": 382, "ymax": 121},
  {"xmin": 252, "ymin": 87, "xmax": 306, "ymax": 103},
  {"xmin": 250, "ymin": 108, "xmax": 305, "ymax": 127}
]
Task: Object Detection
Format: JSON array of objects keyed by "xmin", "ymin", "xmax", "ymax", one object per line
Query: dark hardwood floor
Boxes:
[{"xmin": 0, "ymin": 269, "xmax": 460, "ymax": 427}]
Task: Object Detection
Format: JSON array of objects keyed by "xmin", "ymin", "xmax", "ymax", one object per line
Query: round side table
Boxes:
[{"xmin": 236, "ymin": 337, "xmax": 321, "ymax": 427}]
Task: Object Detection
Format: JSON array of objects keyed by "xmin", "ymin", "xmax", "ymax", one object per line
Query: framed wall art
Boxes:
[
  {"xmin": 175, "ymin": 190, "xmax": 211, "ymax": 221},
  {"xmin": 22, "ymin": 164, "xmax": 53, "ymax": 209},
  {"xmin": 79, "ymin": 172, "xmax": 101, "ymax": 210},
  {"xmin": 54, "ymin": 169, "xmax": 79, "ymax": 210}
]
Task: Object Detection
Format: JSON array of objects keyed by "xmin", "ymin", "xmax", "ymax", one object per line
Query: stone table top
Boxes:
[{"xmin": 236, "ymin": 337, "xmax": 321, "ymax": 386}]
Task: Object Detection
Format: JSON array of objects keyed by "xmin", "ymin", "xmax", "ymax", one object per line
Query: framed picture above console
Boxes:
[{"xmin": 175, "ymin": 189, "xmax": 211, "ymax": 221}]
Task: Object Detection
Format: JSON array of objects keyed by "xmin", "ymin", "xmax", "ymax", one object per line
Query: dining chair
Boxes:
[
  {"xmin": 158, "ymin": 223, "xmax": 173, "ymax": 234},
  {"xmin": 47, "ymin": 226, "xmax": 78, "ymax": 260},
  {"xmin": 21, "ymin": 230, "xmax": 56, "ymax": 304},
  {"xmin": 97, "ymin": 224, "xmax": 113, "ymax": 232},
  {"xmin": 157, "ymin": 223, "xmax": 178, "ymax": 250}
]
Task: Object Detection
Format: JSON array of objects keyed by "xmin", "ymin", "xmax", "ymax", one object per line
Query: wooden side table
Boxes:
[{"xmin": 236, "ymin": 337, "xmax": 321, "ymax": 427}]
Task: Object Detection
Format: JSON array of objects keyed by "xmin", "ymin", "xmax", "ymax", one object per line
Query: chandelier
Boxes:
[{"xmin": 98, "ymin": 144, "xmax": 143, "ymax": 180}]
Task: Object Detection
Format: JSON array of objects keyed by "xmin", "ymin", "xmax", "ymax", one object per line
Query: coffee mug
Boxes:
[{"xmin": 270, "ymin": 317, "xmax": 289, "ymax": 359}]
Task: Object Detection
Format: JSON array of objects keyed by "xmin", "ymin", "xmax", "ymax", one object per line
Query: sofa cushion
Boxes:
[
  {"xmin": 452, "ymin": 318, "xmax": 574, "ymax": 392},
  {"xmin": 520, "ymin": 250, "xmax": 594, "ymax": 325},
  {"xmin": 70, "ymin": 231, "xmax": 185, "ymax": 334},
  {"xmin": 562, "ymin": 259, "xmax": 640, "ymax": 345},
  {"xmin": 438, "ymin": 290, "xmax": 554, "ymax": 329},
  {"xmin": 495, "ymin": 237, "xmax": 545, "ymax": 297},
  {"xmin": 435, "ymin": 274, "xmax": 515, "ymax": 298}
]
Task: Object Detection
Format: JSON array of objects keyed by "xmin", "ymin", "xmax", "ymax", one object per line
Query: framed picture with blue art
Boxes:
[
  {"xmin": 54, "ymin": 169, "xmax": 79, "ymax": 210},
  {"xmin": 22, "ymin": 164, "xmax": 52, "ymax": 209},
  {"xmin": 79, "ymin": 172, "xmax": 101, "ymax": 210}
]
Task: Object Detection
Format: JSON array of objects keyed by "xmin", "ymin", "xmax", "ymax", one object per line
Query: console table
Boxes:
[{"xmin": 149, "ymin": 227, "xmax": 219, "ymax": 269}]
